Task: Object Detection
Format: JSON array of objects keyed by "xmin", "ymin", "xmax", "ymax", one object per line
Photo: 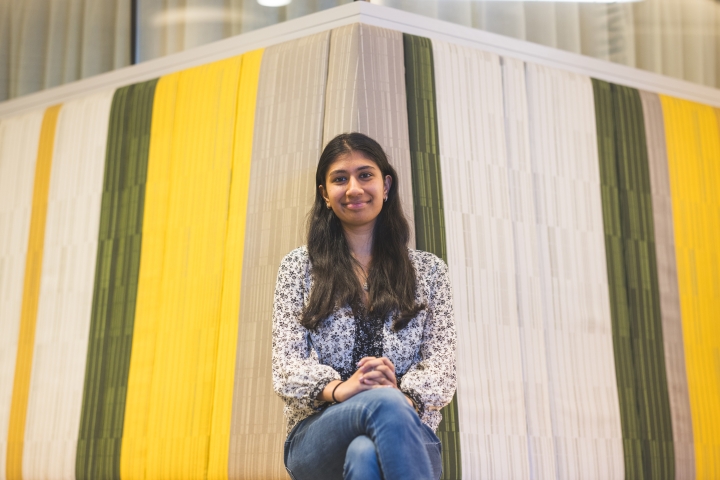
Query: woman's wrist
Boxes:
[
  {"xmin": 331, "ymin": 381, "xmax": 344, "ymax": 403},
  {"xmin": 403, "ymin": 392, "xmax": 419, "ymax": 413},
  {"xmin": 318, "ymin": 379, "xmax": 344, "ymax": 403}
]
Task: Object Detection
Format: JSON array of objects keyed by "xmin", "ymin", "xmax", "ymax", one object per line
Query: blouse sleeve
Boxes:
[
  {"xmin": 399, "ymin": 256, "xmax": 457, "ymax": 416},
  {"xmin": 271, "ymin": 249, "xmax": 340, "ymax": 414}
]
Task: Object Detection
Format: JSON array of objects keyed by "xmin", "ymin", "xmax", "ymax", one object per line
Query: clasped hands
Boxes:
[{"xmin": 319, "ymin": 356, "xmax": 413, "ymax": 408}]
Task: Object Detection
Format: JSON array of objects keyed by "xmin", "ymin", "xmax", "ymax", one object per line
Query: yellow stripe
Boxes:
[
  {"xmin": 122, "ymin": 55, "xmax": 244, "ymax": 479},
  {"xmin": 121, "ymin": 72, "xmax": 179, "ymax": 480},
  {"xmin": 207, "ymin": 48, "xmax": 264, "ymax": 480},
  {"xmin": 660, "ymin": 95, "xmax": 720, "ymax": 479},
  {"xmin": 6, "ymin": 104, "xmax": 61, "ymax": 480}
]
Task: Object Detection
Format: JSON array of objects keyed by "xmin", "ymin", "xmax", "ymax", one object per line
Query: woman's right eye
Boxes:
[{"xmin": 332, "ymin": 176, "xmax": 346, "ymax": 183}]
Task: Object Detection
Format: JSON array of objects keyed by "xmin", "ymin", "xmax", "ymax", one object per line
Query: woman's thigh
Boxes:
[{"xmin": 284, "ymin": 388, "xmax": 440, "ymax": 480}]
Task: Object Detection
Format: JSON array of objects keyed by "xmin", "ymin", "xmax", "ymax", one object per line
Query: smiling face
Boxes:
[{"xmin": 319, "ymin": 150, "xmax": 392, "ymax": 232}]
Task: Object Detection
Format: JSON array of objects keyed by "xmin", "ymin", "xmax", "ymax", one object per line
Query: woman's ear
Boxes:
[
  {"xmin": 383, "ymin": 175, "xmax": 392, "ymax": 198},
  {"xmin": 319, "ymin": 184, "xmax": 329, "ymax": 204}
]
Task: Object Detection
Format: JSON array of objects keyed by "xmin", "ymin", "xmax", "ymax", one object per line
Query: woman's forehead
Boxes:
[{"xmin": 327, "ymin": 151, "xmax": 378, "ymax": 175}]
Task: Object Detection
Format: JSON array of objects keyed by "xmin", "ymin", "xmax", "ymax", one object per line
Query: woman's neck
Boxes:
[{"xmin": 343, "ymin": 224, "xmax": 373, "ymax": 268}]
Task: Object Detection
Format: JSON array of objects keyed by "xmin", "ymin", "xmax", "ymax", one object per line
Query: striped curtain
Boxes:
[
  {"xmin": 1, "ymin": 21, "xmax": 720, "ymax": 480},
  {"xmin": 0, "ymin": 0, "xmax": 130, "ymax": 101}
]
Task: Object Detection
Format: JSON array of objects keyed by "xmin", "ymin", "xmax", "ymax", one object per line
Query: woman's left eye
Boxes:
[{"xmin": 360, "ymin": 172, "xmax": 372, "ymax": 179}]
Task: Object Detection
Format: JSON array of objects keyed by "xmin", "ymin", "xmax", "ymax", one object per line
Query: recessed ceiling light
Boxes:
[{"xmin": 257, "ymin": 0, "xmax": 292, "ymax": 6}]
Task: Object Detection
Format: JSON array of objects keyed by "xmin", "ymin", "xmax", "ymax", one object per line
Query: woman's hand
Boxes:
[
  {"xmin": 319, "ymin": 357, "xmax": 413, "ymax": 409},
  {"xmin": 357, "ymin": 356, "xmax": 397, "ymax": 388}
]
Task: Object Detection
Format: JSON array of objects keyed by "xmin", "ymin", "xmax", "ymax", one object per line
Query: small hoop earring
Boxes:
[
  {"xmin": 383, "ymin": 197, "xmax": 387, "ymax": 203},
  {"xmin": 326, "ymin": 204, "xmax": 332, "ymax": 209}
]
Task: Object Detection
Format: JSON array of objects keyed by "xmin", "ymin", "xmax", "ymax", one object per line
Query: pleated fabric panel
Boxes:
[
  {"xmin": 120, "ymin": 56, "xmax": 243, "ymax": 480},
  {"xmin": 402, "ymin": 33, "xmax": 461, "ymax": 480},
  {"xmin": 592, "ymin": 80, "xmax": 674, "ymax": 479},
  {"xmin": 21, "ymin": 92, "xmax": 114, "ymax": 480},
  {"xmin": 524, "ymin": 63, "xmax": 625, "ymax": 479},
  {"xmin": 322, "ymin": 23, "xmax": 415, "ymax": 243},
  {"xmin": 120, "ymin": 71, "xmax": 179, "ymax": 480},
  {"xmin": 501, "ymin": 57, "xmax": 558, "ymax": 479},
  {"xmin": 228, "ymin": 32, "xmax": 330, "ymax": 480},
  {"xmin": 206, "ymin": 48, "xmax": 263, "ymax": 480},
  {"xmin": 74, "ymin": 80, "xmax": 158, "ymax": 480},
  {"xmin": 639, "ymin": 90, "xmax": 695, "ymax": 480},
  {"xmin": 660, "ymin": 95, "xmax": 720, "ymax": 480},
  {"xmin": 431, "ymin": 40, "xmax": 529, "ymax": 480},
  {"xmin": 0, "ymin": 110, "xmax": 44, "ymax": 480},
  {"xmin": 5, "ymin": 105, "xmax": 62, "ymax": 480}
]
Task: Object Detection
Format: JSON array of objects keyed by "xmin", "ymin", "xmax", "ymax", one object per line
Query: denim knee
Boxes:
[
  {"xmin": 344, "ymin": 435, "xmax": 381, "ymax": 479},
  {"xmin": 362, "ymin": 387, "xmax": 415, "ymax": 419}
]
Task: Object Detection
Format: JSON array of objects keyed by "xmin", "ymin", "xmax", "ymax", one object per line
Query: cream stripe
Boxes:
[
  {"xmin": 22, "ymin": 91, "xmax": 114, "ymax": 479},
  {"xmin": 0, "ymin": 110, "xmax": 44, "ymax": 480}
]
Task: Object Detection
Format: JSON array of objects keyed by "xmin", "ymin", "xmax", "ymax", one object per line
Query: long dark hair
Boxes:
[{"xmin": 302, "ymin": 133, "xmax": 423, "ymax": 331}]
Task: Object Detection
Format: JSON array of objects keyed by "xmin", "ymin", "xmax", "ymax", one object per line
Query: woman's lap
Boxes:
[{"xmin": 284, "ymin": 388, "xmax": 441, "ymax": 480}]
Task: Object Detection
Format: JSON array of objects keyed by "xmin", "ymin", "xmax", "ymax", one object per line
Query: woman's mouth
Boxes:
[{"xmin": 344, "ymin": 201, "xmax": 367, "ymax": 210}]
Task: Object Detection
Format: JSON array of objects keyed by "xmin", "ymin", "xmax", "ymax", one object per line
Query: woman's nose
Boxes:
[{"xmin": 346, "ymin": 176, "xmax": 363, "ymax": 195}]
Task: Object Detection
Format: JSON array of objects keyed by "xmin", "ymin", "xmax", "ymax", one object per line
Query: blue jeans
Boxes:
[{"xmin": 284, "ymin": 388, "xmax": 442, "ymax": 480}]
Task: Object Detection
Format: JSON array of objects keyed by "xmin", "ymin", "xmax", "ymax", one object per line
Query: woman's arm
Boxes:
[
  {"xmin": 272, "ymin": 249, "xmax": 340, "ymax": 410},
  {"xmin": 398, "ymin": 256, "xmax": 457, "ymax": 415}
]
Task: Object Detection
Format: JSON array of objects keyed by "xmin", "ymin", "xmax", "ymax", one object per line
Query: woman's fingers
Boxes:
[
  {"xmin": 356, "ymin": 356, "xmax": 376, "ymax": 368},
  {"xmin": 379, "ymin": 357, "xmax": 396, "ymax": 372},
  {"xmin": 358, "ymin": 357, "xmax": 393, "ymax": 373},
  {"xmin": 372, "ymin": 365, "xmax": 397, "ymax": 387},
  {"xmin": 360, "ymin": 366, "xmax": 396, "ymax": 387},
  {"xmin": 360, "ymin": 370, "xmax": 393, "ymax": 385}
]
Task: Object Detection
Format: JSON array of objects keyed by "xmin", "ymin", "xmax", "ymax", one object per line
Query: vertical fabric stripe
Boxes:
[
  {"xmin": 592, "ymin": 80, "xmax": 674, "ymax": 479},
  {"xmin": 22, "ymin": 93, "xmax": 114, "ymax": 480},
  {"xmin": 5, "ymin": 105, "xmax": 61, "ymax": 480},
  {"xmin": 639, "ymin": 90, "xmax": 695, "ymax": 480},
  {"xmin": 121, "ymin": 56, "xmax": 242, "ymax": 479},
  {"xmin": 660, "ymin": 95, "xmax": 720, "ymax": 480},
  {"xmin": 121, "ymin": 72, "xmax": 179, "ymax": 480},
  {"xmin": 403, "ymin": 33, "xmax": 461, "ymax": 480},
  {"xmin": 525, "ymin": 64, "xmax": 625, "ymax": 479},
  {"xmin": 228, "ymin": 32, "xmax": 330, "ymax": 480},
  {"xmin": 75, "ymin": 80, "xmax": 158, "ymax": 480},
  {"xmin": 501, "ymin": 57, "xmax": 558, "ymax": 479},
  {"xmin": 432, "ymin": 40, "xmax": 530, "ymax": 479},
  {"xmin": 0, "ymin": 110, "xmax": 45, "ymax": 480},
  {"xmin": 322, "ymin": 23, "xmax": 415, "ymax": 244},
  {"xmin": 206, "ymin": 48, "xmax": 264, "ymax": 480}
]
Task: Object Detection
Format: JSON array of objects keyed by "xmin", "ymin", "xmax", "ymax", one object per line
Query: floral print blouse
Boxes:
[{"xmin": 271, "ymin": 246, "xmax": 457, "ymax": 434}]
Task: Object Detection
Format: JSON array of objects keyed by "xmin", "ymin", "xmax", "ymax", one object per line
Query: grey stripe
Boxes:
[
  {"xmin": 323, "ymin": 23, "xmax": 415, "ymax": 245},
  {"xmin": 229, "ymin": 31, "xmax": 331, "ymax": 480},
  {"xmin": 638, "ymin": 90, "xmax": 695, "ymax": 480}
]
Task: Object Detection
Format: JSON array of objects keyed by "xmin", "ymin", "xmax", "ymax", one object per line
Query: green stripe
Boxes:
[
  {"xmin": 403, "ymin": 33, "xmax": 460, "ymax": 480},
  {"xmin": 592, "ymin": 80, "xmax": 674, "ymax": 480},
  {"xmin": 76, "ymin": 79, "xmax": 158, "ymax": 480}
]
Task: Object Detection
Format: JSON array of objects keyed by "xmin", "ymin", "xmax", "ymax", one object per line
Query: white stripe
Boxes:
[
  {"xmin": 432, "ymin": 38, "xmax": 531, "ymax": 479},
  {"xmin": 524, "ymin": 62, "xmax": 624, "ymax": 480}
]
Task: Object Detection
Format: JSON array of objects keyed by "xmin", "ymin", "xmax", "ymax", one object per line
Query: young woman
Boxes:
[{"xmin": 272, "ymin": 133, "xmax": 456, "ymax": 480}]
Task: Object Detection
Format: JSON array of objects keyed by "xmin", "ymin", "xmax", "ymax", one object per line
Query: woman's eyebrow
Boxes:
[{"xmin": 328, "ymin": 165, "xmax": 375, "ymax": 176}]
